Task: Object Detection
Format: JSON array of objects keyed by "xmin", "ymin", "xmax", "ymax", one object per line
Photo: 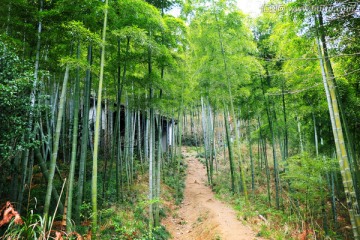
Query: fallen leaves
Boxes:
[{"xmin": 0, "ymin": 201, "xmax": 23, "ymax": 227}]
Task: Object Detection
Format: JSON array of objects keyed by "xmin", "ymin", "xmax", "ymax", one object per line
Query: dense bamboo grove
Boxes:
[{"xmin": 0, "ymin": 0, "xmax": 360, "ymax": 239}]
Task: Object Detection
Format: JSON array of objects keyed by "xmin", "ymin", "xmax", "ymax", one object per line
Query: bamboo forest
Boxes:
[{"xmin": 1, "ymin": 0, "xmax": 360, "ymax": 239}]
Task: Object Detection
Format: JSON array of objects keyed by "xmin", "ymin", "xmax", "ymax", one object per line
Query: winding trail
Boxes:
[{"xmin": 162, "ymin": 147, "xmax": 264, "ymax": 240}]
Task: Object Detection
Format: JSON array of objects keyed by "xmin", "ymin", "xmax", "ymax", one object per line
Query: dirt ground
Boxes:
[{"xmin": 162, "ymin": 148, "xmax": 265, "ymax": 240}]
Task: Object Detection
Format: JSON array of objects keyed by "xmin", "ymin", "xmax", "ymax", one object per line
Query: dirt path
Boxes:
[{"xmin": 162, "ymin": 148, "xmax": 264, "ymax": 240}]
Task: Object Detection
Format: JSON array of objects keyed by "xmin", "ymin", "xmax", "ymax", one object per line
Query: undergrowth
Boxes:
[
  {"xmin": 212, "ymin": 169, "xmax": 350, "ymax": 240},
  {"xmin": 1, "ymin": 152, "xmax": 187, "ymax": 239},
  {"xmin": 163, "ymin": 154, "xmax": 187, "ymax": 205},
  {"xmin": 186, "ymin": 144, "xmax": 348, "ymax": 240}
]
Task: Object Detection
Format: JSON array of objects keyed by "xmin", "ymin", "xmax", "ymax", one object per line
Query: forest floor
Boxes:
[{"xmin": 162, "ymin": 147, "xmax": 265, "ymax": 240}]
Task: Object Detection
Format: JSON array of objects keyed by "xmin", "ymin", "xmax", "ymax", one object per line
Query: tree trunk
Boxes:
[
  {"xmin": 18, "ymin": 0, "xmax": 43, "ymax": 213},
  {"xmin": 297, "ymin": 117, "xmax": 304, "ymax": 153},
  {"xmin": 281, "ymin": 81, "xmax": 288, "ymax": 160},
  {"xmin": 75, "ymin": 44, "xmax": 92, "ymax": 224},
  {"xmin": 224, "ymin": 108, "xmax": 235, "ymax": 193},
  {"xmin": 316, "ymin": 13, "xmax": 360, "ymax": 239},
  {"xmin": 92, "ymin": 0, "xmax": 108, "ymax": 236},
  {"xmin": 247, "ymin": 115, "xmax": 255, "ymax": 192},
  {"xmin": 67, "ymin": 43, "xmax": 81, "ymax": 232},
  {"xmin": 212, "ymin": 1, "xmax": 247, "ymax": 199},
  {"xmin": 44, "ymin": 65, "xmax": 70, "ymax": 227},
  {"xmin": 201, "ymin": 97, "xmax": 211, "ymax": 185},
  {"xmin": 148, "ymin": 98, "xmax": 154, "ymax": 236},
  {"xmin": 155, "ymin": 115, "xmax": 162, "ymax": 227},
  {"xmin": 35, "ymin": 148, "xmax": 64, "ymax": 212},
  {"xmin": 258, "ymin": 117, "xmax": 271, "ymax": 206},
  {"xmin": 137, "ymin": 110, "xmax": 144, "ymax": 172}
]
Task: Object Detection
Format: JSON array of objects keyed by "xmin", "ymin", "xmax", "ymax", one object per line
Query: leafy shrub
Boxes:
[
  {"xmin": 2, "ymin": 211, "xmax": 45, "ymax": 239},
  {"xmin": 182, "ymin": 134, "xmax": 198, "ymax": 146}
]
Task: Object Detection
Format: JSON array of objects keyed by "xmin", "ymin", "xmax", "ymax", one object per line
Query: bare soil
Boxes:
[{"xmin": 162, "ymin": 147, "xmax": 265, "ymax": 240}]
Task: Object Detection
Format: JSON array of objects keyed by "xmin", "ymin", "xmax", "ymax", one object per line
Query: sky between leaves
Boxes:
[
  {"xmin": 168, "ymin": 0, "xmax": 270, "ymax": 17},
  {"xmin": 237, "ymin": 0, "xmax": 269, "ymax": 16}
]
